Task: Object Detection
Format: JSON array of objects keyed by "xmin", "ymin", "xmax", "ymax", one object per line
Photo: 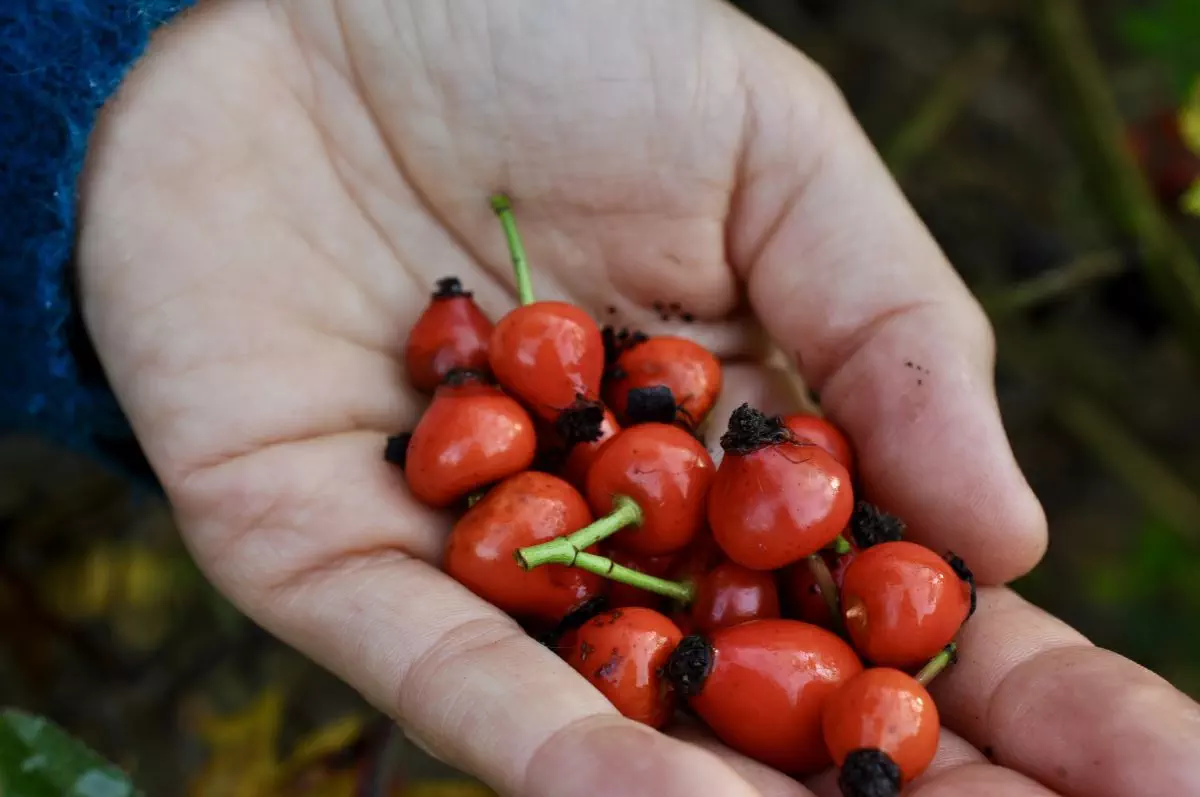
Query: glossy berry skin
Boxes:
[
  {"xmin": 708, "ymin": 441, "xmax": 853, "ymax": 570},
  {"xmin": 404, "ymin": 279, "xmax": 494, "ymax": 393},
  {"xmin": 602, "ymin": 546, "xmax": 675, "ymax": 610},
  {"xmin": 781, "ymin": 413, "xmax": 854, "ymax": 475},
  {"xmin": 489, "ymin": 301, "xmax": 605, "ymax": 422},
  {"xmin": 689, "ymin": 561, "xmax": 781, "ymax": 634},
  {"xmin": 404, "ymin": 377, "xmax": 537, "ymax": 508},
  {"xmin": 605, "ymin": 336, "xmax": 722, "ymax": 428},
  {"xmin": 841, "ymin": 541, "xmax": 971, "ymax": 669},
  {"xmin": 586, "ymin": 424, "xmax": 715, "ymax": 555},
  {"xmin": 822, "ymin": 668, "xmax": 940, "ymax": 785},
  {"xmin": 785, "ymin": 548, "xmax": 856, "ymax": 628},
  {"xmin": 444, "ymin": 472, "xmax": 604, "ymax": 623},
  {"xmin": 560, "ymin": 408, "xmax": 621, "ymax": 490},
  {"xmin": 566, "ymin": 608, "xmax": 683, "ymax": 728},
  {"xmin": 672, "ymin": 620, "xmax": 863, "ymax": 774}
]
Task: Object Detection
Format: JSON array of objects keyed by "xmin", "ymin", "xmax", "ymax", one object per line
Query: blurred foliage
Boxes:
[
  {"xmin": 0, "ymin": 710, "xmax": 139, "ymax": 797},
  {"xmin": 1120, "ymin": 0, "xmax": 1200, "ymax": 99}
]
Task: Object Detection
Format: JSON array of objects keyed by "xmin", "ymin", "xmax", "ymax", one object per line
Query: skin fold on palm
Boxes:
[{"xmin": 75, "ymin": 1, "xmax": 1200, "ymax": 795}]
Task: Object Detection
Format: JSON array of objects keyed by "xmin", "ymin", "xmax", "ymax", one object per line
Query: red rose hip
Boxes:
[
  {"xmin": 566, "ymin": 607, "xmax": 683, "ymax": 728},
  {"xmin": 404, "ymin": 277, "xmax": 493, "ymax": 393},
  {"xmin": 666, "ymin": 619, "xmax": 863, "ymax": 774},
  {"xmin": 443, "ymin": 472, "xmax": 604, "ymax": 623},
  {"xmin": 708, "ymin": 404, "xmax": 853, "ymax": 570},
  {"xmin": 403, "ymin": 371, "xmax": 536, "ymax": 508}
]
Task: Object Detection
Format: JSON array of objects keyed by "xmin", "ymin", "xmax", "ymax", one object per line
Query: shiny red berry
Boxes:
[
  {"xmin": 403, "ymin": 372, "xmax": 536, "ymax": 508},
  {"xmin": 840, "ymin": 541, "xmax": 973, "ymax": 669},
  {"xmin": 822, "ymin": 667, "xmax": 940, "ymax": 795},
  {"xmin": 404, "ymin": 277, "xmax": 493, "ymax": 393},
  {"xmin": 586, "ymin": 423, "xmax": 715, "ymax": 555},
  {"xmin": 566, "ymin": 607, "xmax": 683, "ymax": 728},
  {"xmin": 666, "ymin": 619, "xmax": 863, "ymax": 774},
  {"xmin": 784, "ymin": 548, "xmax": 855, "ymax": 628},
  {"xmin": 781, "ymin": 412, "xmax": 854, "ymax": 474},
  {"xmin": 708, "ymin": 404, "xmax": 853, "ymax": 570},
  {"xmin": 443, "ymin": 472, "xmax": 604, "ymax": 623},
  {"xmin": 603, "ymin": 333, "xmax": 722, "ymax": 429},
  {"xmin": 688, "ymin": 561, "xmax": 781, "ymax": 634},
  {"xmin": 602, "ymin": 546, "xmax": 676, "ymax": 610}
]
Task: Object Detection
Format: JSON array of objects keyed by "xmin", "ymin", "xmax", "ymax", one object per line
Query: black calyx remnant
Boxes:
[
  {"xmin": 719, "ymin": 403, "xmax": 791, "ymax": 455},
  {"xmin": 432, "ymin": 276, "xmax": 470, "ymax": 299},
  {"xmin": 838, "ymin": 749, "xmax": 902, "ymax": 797},
  {"xmin": 536, "ymin": 595, "xmax": 610, "ymax": 650},
  {"xmin": 556, "ymin": 396, "xmax": 606, "ymax": 446},
  {"xmin": 601, "ymin": 326, "xmax": 649, "ymax": 368},
  {"xmin": 848, "ymin": 501, "xmax": 906, "ymax": 550},
  {"xmin": 443, "ymin": 367, "xmax": 489, "ymax": 387},
  {"xmin": 626, "ymin": 385, "xmax": 678, "ymax": 425},
  {"xmin": 383, "ymin": 433, "xmax": 412, "ymax": 469},
  {"xmin": 664, "ymin": 635, "xmax": 714, "ymax": 698},
  {"xmin": 946, "ymin": 553, "xmax": 977, "ymax": 617}
]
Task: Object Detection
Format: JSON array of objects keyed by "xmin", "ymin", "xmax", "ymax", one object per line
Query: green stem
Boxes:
[
  {"xmin": 981, "ymin": 249, "xmax": 1127, "ymax": 318},
  {"xmin": 831, "ymin": 535, "xmax": 852, "ymax": 555},
  {"xmin": 516, "ymin": 496, "xmax": 643, "ymax": 569},
  {"xmin": 806, "ymin": 554, "xmax": 843, "ymax": 633},
  {"xmin": 915, "ymin": 643, "xmax": 958, "ymax": 687},
  {"xmin": 515, "ymin": 542, "xmax": 695, "ymax": 603},
  {"xmin": 489, "ymin": 193, "xmax": 536, "ymax": 306}
]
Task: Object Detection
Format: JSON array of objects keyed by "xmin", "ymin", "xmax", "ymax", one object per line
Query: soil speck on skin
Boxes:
[
  {"xmin": 681, "ymin": 312, "xmax": 695, "ymax": 323},
  {"xmin": 983, "ymin": 746, "xmax": 995, "ymax": 761},
  {"xmin": 594, "ymin": 650, "xmax": 625, "ymax": 681},
  {"xmin": 669, "ymin": 302, "xmax": 682, "ymax": 311},
  {"xmin": 918, "ymin": 379, "xmax": 923, "ymax": 385},
  {"xmin": 652, "ymin": 301, "xmax": 665, "ymax": 312},
  {"xmin": 606, "ymin": 305, "xmax": 617, "ymax": 315}
]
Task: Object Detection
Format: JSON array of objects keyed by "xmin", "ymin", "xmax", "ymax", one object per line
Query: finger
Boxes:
[
  {"xmin": 671, "ymin": 721, "xmax": 818, "ymax": 797},
  {"xmin": 907, "ymin": 764, "xmax": 1061, "ymax": 796},
  {"xmin": 931, "ymin": 587, "xmax": 1200, "ymax": 796},
  {"xmin": 174, "ymin": 436, "xmax": 765, "ymax": 797},
  {"xmin": 803, "ymin": 727, "xmax": 986, "ymax": 797},
  {"xmin": 722, "ymin": 10, "xmax": 1046, "ymax": 584}
]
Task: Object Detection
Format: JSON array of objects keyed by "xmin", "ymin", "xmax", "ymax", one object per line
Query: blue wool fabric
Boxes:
[{"xmin": 0, "ymin": 1, "xmax": 193, "ymax": 461}]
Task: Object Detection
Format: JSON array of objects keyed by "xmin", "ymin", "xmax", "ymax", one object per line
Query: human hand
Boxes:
[{"xmin": 77, "ymin": 1, "xmax": 1200, "ymax": 794}]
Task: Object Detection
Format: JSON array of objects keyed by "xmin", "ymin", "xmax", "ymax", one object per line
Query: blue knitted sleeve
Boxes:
[{"xmin": 0, "ymin": 1, "xmax": 194, "ymax": 471}]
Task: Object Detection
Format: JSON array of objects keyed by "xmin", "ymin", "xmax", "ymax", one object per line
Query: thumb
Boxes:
[{"xmin": 724, "ymin": 17, "xmax": 1046, "ymax": 584}]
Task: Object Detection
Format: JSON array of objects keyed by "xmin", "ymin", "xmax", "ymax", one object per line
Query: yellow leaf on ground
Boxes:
[
  {"xmin": 1181, "ymin": 179, "xmax": 1200, "ymax": 217},
  {"xmin": 188, "ymin": 689, "xmax": 284, "ymax": 797}
]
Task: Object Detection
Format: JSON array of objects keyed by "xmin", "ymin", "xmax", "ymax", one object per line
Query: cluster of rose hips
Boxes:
[{"xmin": 385, "ymin": 195, "xmax": 976, "ymax": 797}]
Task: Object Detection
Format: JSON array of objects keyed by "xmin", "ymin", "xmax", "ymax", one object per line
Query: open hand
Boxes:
[{"xmin": 77, "ymin": 1, "xmax": 1200, "ymax": 794}]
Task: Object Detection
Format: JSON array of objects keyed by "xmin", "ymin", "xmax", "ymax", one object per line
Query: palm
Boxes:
[{"xmin": 76, "ymin": 2, "xmax": 1198, "ymax": 796}]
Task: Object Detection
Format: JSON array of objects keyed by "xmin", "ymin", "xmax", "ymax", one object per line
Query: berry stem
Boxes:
[
  {"xmin": 806, "ymin": 553, "xmax": 843, "ymax": 632},
  {"xmin": 915, "ymin": 643, "xmax": 958, "ymax": 686},
  {"xmin": 490, "ymin": 193, "xmax": 536, "ymax": 306},
  {"xmin": 831, "ymin": 534, "xmax": 852, "ymax": 555},
  {"xmin": 515, "ymin": 543, "xmax": 695, "ymax": 603},
  {"xmin": 516, "ymin": 496, "xmax": 642, "ymax": 562}
]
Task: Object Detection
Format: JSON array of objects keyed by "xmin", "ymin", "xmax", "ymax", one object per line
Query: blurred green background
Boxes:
[{"xmin": 2, "ymin": 0, "xmax": 1199, "ymax": 794}]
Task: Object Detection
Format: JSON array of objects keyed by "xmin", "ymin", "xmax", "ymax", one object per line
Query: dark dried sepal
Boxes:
[
  {"xmin": 383, "ymin": 433, "xmax": 411, "ymax": 469},
  {"xmin": 946, "ymin": 552, "xmax": 977, "ymax": 617},
  {"xmin": 848, "ymin": 501, "xmax": 906, "ymax": 549},
  {"xmin": 626, "ymin": 385, "xmax": 678, "ymax": 425},
  {"xmin": 838, "ymin": 749, "xmax": 901, "ymax": 797},
  {"xmin": 602, "ymin": 326, "xmax": 649, "ymax": 367},
  {"xmin": 665, "ymin": 634, "xmax": 714, "ymax": 698},
  {"xmin": 555, "ymin": 396, "xmax": 606, "ymax": 446},
  {"xmin": 719, "ymin": 403, "xmax": 791, "ymax": 455},
  {"xmin": 432, "ymin": 276, "xmax": 471, "ymax": 299}
]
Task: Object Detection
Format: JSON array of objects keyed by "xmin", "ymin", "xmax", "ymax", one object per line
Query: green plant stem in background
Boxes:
[
  {"xmin": 982, "ymin": 249, "xmax": 1129, "ymax": 317},
  {"xmin": 490, "ymin": 193, "xmax": 537, "ymax": 306},
  {"xmin": 885, "ymin": 35, "xmax": 1011, "ymax": 180},
  {"xmin": 1029, "ymin": 0, "xmax": 1200, "ymax": 367}
]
